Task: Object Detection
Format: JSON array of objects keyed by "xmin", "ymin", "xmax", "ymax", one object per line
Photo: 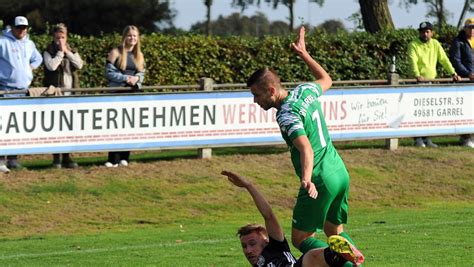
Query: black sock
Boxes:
[{"xmin": 323, "ymin": 247, "xmax": 347, "ymax": 267}]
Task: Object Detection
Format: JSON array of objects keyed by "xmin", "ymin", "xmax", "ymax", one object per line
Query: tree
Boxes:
[
  {"xmin": 348, "ymin": 12, "xmax": 365, "ymax": 31},
  {"xmin": 190, "ymin": 12, "xmax": 290, "ymax": 37},
  {"xmin": 232, "ymin": 0, "xmax": 254, "ymax": 11},
  {"xmin": 401, "ymin": 0, "xmax": 451, "ymax": 32},
  {"xmin": 232, "ymin": 0, "xmax": 324, "ymax": 31},
  {"xmin": 0, "ymin": 0, "xmax": 175, "ymax": 35},
  {"xmin": 426, "ymin": 0, "xmax": 447, "ymax": 31},
  {"xmin": 204, "ymin": 0, "xmax": 213, "ymax": 36},
  {"xmin": 358, "ymin": 0, "xmax": 395, "ymax": 33},
  {"xmin": 457, "ymin": 0, "xmax": 473, "ymax": 29},
  {"xmin": 315, "ymin": 19, "xmax": 347, "ymax": 33}
]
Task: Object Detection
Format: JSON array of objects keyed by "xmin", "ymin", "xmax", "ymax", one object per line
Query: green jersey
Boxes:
[{"xmin": 276, "ymin": 82, "xmax": 345, "ymax": 182}]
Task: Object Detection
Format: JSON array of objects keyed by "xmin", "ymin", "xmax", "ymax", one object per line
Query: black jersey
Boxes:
[{"xmin": 253, "ymin": 237, "xmax": 297, "ymax": 267}]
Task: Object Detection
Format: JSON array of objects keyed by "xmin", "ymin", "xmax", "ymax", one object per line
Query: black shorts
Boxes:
[{"xmin": 294, "ymin": 254, "xmax": 304, "ymax": 267}]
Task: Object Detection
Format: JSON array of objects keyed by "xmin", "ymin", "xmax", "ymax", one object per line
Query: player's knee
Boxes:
[
  {"xmin": 303, "ymin": 249, "xmax": 326, "ymax": 267},
  {"xmin": 291, "ymin": 231, "xmax": 311, "ymax": 249},
  {"xmin": 323, "ymin": 221, "xmax": 343, "ymax": 236},
  {"xmin": 292, "ymin": 234, "xmax": 303, "ymax": 249},
  {"xmin": 323, "ymin": 227, "xmax": 337, "ymax": 237}
]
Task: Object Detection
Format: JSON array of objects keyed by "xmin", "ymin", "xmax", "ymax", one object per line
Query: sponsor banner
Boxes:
[{"xmin": 0, "ymin": 85, "xmax": 472, "ymax": 155}]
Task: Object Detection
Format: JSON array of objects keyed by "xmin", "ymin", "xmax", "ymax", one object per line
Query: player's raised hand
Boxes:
[
  {"xmin": 290, "ymin": 26, "xmax": 307, "ymax": 57},
  {"xmin": 301, "ymin": 180, "xmax": 318, "ymax": 199},
  {"xmin": 221, "ymin": 170, "xmax": 251, "ymax": 188}
]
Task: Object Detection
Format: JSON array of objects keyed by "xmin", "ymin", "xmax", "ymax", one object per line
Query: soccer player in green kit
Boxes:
[{"xmin": 247, "ymin": 26, "xmax": 364, "ymax": 266}]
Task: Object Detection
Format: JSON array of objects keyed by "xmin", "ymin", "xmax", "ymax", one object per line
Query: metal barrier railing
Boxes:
[{"xmin": 1, "ymin": 77, "xmax": 472, "ymax": 95}]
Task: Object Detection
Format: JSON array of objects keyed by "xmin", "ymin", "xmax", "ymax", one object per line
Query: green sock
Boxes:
[
  {"xmin": 299, "ymin": 237, "xmax": 328, "ymax": 254},
  {"xmin": 339, "ymin": 232, "xmax": 356, "ymax": 246}
]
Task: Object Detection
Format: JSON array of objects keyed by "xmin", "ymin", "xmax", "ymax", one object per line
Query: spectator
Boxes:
[
  {"xmin": 408, "ymin": 21, "xmax": 461, "ymax": 148},
  {"xmin": 449, "ymin": 18, "xmax": 474, "ymax": 148},
  {"xmin": 43, "ymin": 23, "xmax": 84, "ymax": 168},
  {"xmin": 0, "ymin": 16, "xmax": 42, "ymax": 173},
  {"xmin": 104, "ymin": 25, "xmax": 145, "ymax": 168}
]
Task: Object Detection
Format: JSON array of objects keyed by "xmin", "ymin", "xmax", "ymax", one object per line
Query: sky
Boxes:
[{"xmin": 170, "ymin": 0, "xmax": 473, "ymax": 31}]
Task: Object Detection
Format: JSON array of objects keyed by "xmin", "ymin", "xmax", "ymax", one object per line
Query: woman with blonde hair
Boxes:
[{"xmin": 105, "ymin": 25, "xmax": 145, "ymax": 168}]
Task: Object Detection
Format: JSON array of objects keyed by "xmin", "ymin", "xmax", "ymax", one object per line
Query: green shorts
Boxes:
[{"xmin": 292, "ymin": 167, "xmax": 350, "ymax": 232}]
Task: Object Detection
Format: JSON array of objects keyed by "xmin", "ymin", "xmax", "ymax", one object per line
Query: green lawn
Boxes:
[
  {"xmin": 0, "ymin": 139, "xmax": 472, "ymax": 266},
  {"xmin": 0, "ymin": 203, "xmax": 471, "ymax": 266}
]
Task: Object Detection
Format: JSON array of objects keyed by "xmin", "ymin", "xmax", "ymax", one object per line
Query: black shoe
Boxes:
[
  {"xmin": 62, "ymin": 160, "xmax": 78, "ymax": 169},
  {"xmin": 53, "ymin": 159, "xmax": 62, "ymax": 169},
  {"xmin": 7, "ymin": 159, "xmax": 23, "ymax": 169}
]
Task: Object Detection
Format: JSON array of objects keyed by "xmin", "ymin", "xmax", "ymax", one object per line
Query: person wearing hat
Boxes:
[
  {"xmin": 0, "ymin": 16, "xmax": 43, "ymax": 173},
  {"xmin": 407, "ymin": 21, "xmax": 461, "ymax": 148},
  {"xmin": 449, "ymin": 18, "xmax": 474, "ymax": 148}
]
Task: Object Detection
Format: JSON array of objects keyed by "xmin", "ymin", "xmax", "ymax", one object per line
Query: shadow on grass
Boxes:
[
  {"xmin": 335, "ymin": 136, "xmax": 463, "ymax": 150},
  {"xmin": 131, "ymin": 145, "xmax": 289, "ymax": 163},
  {"xmin": 18, "ymin": 136, "xmax": 465, "ymax": 170},
  {"xmin": 22, "ymin": 146, "xmax": 289, "ymax": 170},
  {"xmin": 21, "ymin": 161, "xmax": 55, "ymax": 171}
]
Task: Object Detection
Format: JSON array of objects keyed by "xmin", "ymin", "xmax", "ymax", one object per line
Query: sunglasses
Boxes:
[{"xmin": 15, "ymin": 25, "xmax": 28, "ymax": 30}]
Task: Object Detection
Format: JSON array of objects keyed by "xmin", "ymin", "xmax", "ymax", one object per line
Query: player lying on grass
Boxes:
[{"xmin": 221, "ymin": 170, "xmax": 364, "ymax": 266}]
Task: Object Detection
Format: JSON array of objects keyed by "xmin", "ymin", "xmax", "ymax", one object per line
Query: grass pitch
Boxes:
[{"xmin": 0, "ymin": 138, "xmax": 472, "ymax": 266}]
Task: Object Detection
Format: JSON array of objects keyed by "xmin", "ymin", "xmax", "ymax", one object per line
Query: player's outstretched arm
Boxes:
[
  {"xmin": 221, "ymin": 171, "xmax": 285, "ymax": 241},
  {"xmin": 290, "ymin": 26, "xmax": 332, "ymax": 93}
]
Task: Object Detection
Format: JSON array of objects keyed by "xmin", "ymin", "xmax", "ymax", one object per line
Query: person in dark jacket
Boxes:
[
  {"xmin": 449, "ymin": 18, "xmax": 474, "ymax": 148},
  {"xmin": 43, "ymin": 23, "xmax": 84, "ymax": 168}
]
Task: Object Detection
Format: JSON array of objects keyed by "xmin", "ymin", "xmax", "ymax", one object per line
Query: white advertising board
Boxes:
[{"xmin": 0, "ymin": 85, "xmax": 472, "ymax": 155}]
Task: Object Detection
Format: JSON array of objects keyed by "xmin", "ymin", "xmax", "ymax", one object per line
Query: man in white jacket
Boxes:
[{"xmin": 0, "ymin": 16, "xmax": 43, "ymax": 173}]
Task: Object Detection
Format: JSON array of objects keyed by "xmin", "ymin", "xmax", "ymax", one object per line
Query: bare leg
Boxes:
[
  {"xmin": 302, "ymin": 248, "xmax": 329, "ymax": 267},
  {"xmin": 292, "ymin": 228, "xmax": 315, "ymax": 249},
  {"xmin": 323, "ymin": 221, "xmax": 344, "ymax": 237}
]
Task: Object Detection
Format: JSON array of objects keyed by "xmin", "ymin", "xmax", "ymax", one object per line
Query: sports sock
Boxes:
[
  {"xmin": 323, "ymin": 247, "xmax": 348, "ymax": 267},
  {"xmin": 299, "ymin": 237, "xmax": 327, "ymax": 254},
  {"xmin": 339, "ymin": 232, "xmax": 355, "ymax": 246}
]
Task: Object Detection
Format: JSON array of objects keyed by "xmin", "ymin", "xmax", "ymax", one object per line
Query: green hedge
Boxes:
[{"xmin": 29, "ymin": 28, "xmax": 459, "ymax": 88}]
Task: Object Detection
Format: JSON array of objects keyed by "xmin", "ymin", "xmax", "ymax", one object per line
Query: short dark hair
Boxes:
[
  {"xmin": 237, "ymin": 223, "xmax": 268, "ymax": 238},
  {"xmin": 246, "ymin": 68, "xmax": 281, "ymax": 88}
]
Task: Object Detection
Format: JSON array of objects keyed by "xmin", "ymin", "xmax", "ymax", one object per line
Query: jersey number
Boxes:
[{"xmin": 312, "ymin": 110, "xmax": 327, "ymax": 148}]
